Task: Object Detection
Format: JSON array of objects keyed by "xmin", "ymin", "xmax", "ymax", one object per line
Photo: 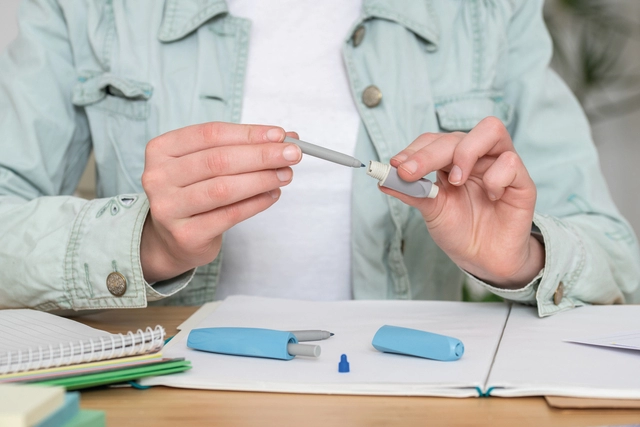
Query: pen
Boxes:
[
  {"xmin": 290, "ymin": 330, "xmax": 334, "ymax": 342},
  {"xmin": 188, "ymin": 327, "xmax": 321, "ymax": 359},
  {"xmin": 284, "ymin": 136, "xmax": 365, "ymax": 169}
]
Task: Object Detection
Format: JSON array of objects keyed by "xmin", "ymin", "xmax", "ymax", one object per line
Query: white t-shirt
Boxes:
[{"xmin": 215, "ymin": 0, "xmax": 363, "ymax": 301}]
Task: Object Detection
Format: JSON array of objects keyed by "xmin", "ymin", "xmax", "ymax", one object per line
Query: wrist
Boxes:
[
  {"xmin": 487, "ymin": 236, "xmax": 546, "ymax": 289},
  {"xmin": 140, "ymin": 217, "xmax": 190, "ymax": 283}
]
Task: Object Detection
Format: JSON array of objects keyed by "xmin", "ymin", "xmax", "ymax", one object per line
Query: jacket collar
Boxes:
[
  {"xmin": 158, "ymin": 0, "xmax": 228, "ymax": 42},
  {"xmin": 158, "ymin": 0, "xmax": 440, "ymax": 47},
  {"xmin": 361, "ymin": 0, "xmax": 440, "ymax": 47}
]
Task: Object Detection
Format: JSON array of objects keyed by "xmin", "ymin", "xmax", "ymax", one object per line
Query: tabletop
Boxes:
[{"xmin": 73, "ymin": 307, "xmax": 640, "ymax": 427}]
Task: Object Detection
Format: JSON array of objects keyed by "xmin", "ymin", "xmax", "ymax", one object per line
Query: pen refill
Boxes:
[{"xmin": 367, "ymin": 161, "xmax": 438, "ymax": 198}]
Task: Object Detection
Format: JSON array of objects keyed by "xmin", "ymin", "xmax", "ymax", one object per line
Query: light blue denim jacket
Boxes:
[{"xmin": 1, "ymin": 0, "xmax": 639, "ymax": 316}]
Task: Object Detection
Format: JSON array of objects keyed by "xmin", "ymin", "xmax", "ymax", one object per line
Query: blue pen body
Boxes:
[
  {"xmin": 187, "ymin": 327, "xmax": 298, "ymax": 360},
  {"xmin": 372, "ymin": 325, "xmax": 464, "ymax": 361}
]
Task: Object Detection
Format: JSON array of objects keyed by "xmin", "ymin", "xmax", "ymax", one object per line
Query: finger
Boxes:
[
  {"xmin": 394, "ymin": 133, "xmax": 464, "ymax": 181},
  {"xmin": 183, "ymin": 190, "xmax": 283, "ymax": 241},
  {"xmin": 466, "ymin": 156, "xmax": 496, "ymax": 176},
  {"xmin": 444, "ymin": 155, "xmax": 497, "ymax": 182},
  {"xmin": 174, "ymin": 168, "xmax": 293, "ymax": 217},
  {"xmin": 450, "ymin": 117, "xmax": 514, "ymax": 185},
  {"xmin": 165, "ymin": 143, "xmax": 302, "ymax": 187},
  {"xmin": 150, "ymin": 122, "xmax": 287, "ymax": 158},
  {"xmin": 482, "ymin": 151, "xmax": 535, "ymax": 207},
  {"xmin": 286, "ymin": 131, "xmax": 300, "ymax": 140},
  {"xmin": 390, "ymin": 132, "xmax": 443, "ymax": 165},
  {"xmin": 376, "ymin": 171, "xmax": 448, "ymax": 220}
]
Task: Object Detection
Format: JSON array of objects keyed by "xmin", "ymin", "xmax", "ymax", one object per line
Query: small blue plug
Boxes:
[{"xmin": 338, "ymin": 354, "xmax": 350, "ymax": 373}]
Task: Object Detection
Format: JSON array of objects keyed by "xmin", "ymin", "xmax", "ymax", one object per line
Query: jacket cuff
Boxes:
[
  {"xmin": 464, "ymin": 269, "xmax": 541, "ymax": 307},
  {"xmin": 465, "ymin": 213, "xmax": 587, "ymax": 317},
  {"xmin": 146, "ymin": 269, "xmax": 196, "ymax": 302},
  {"xmin": 60, "ymin": 193, "xmax": 192, "ymax": 309}
]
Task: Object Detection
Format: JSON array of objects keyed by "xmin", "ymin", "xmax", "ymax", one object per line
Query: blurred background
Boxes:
[
  {"xmin": 1, "ymin": 0, "xmax": 639, "ymax": 237},
  {"xmin": 544, "ymin": 0, "xmax": 640, "ymax": 240}
]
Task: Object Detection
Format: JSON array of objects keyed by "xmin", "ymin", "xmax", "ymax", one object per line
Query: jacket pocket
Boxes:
[
  {"xmin": 72, "ymin": 73, "xmax": 153, "ymax": 120},
  {"xmin": 434, "ymin": 92, "xmax": 513, "ymax": 132},
  {"xmin": 72, "ymin": 73, "xmax": 154, "ymax": 194}
]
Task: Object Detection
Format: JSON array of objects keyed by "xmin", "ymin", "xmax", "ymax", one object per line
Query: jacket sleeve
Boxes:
[
  {"xmin": 465, "ymin": 0, "xmax": 640, "ymax": 316},
  {"xmin": 0, "ymin": 0, "xmax": 191, "ymax": 311}
]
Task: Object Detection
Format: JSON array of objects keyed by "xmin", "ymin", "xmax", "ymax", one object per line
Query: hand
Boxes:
[
  {"xmin": 140, "ymin": 122, "xmax": 301, "ymax": 283},
  {"xmin": 385, "ymin": 117, "xmax": 545, "ymax": 289}
]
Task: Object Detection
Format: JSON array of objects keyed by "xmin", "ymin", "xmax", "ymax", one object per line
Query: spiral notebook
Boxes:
[{"xmin": 0, "ymin": 309, "xmax": 165, "ymax": 375}]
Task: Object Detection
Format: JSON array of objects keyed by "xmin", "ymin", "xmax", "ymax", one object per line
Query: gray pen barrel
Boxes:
[
  {"xmin": 367, "ymin": 161, "xmax": 438, "ymax": 199},
  {"xmin": 290, "ymin": 330, "xmax": 331, "ymax": 341},
  {"xmin": 287, "ymin": 343, "xmax": 321, "ymax": 357},
  {"xmin": 284, "ymin": 136, "xmax": 363, "ymax": 168},
  {"xmin": 381, "ymin": 168, "xmax": 437, "ymax": 198}
]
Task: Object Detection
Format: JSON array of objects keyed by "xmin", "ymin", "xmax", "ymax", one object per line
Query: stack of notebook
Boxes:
[
  {"xmin": 0, "ymin": 383, "xmax": 105, "ymax": 427},
  {"xmin": 0, "ymin": 309, "xmax": 191, "ymax": 389}
]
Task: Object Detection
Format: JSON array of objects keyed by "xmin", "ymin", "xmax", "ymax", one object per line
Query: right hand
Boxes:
[{"xmin": 140, "ymin": 122, "xmax": 301, "ymax": 283}]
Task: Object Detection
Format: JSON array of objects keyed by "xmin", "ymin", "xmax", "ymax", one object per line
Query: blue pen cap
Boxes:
[
  {"xmin": 372, "ymin": 325, "xmax": 464, "ymax": 361},
  {"xmin": 188, "ymin": 327, "xmax": 298, "ymax": 360}
]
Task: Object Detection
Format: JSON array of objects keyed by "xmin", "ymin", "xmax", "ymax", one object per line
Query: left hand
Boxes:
[{"xmin": 384, "ymin": 117, "xmax": 545, "ymax": 289}]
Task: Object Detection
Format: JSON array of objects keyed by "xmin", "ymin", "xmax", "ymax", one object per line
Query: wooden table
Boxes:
[{"xmin": 74, "ymin": 307, "xmax": 640, "ymax": 427}]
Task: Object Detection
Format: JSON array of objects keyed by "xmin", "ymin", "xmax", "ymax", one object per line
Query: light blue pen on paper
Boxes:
[
  {"xmin": 284, "ymin": 136, "xmax": 365, "ymax": 169},
  {"xmin": 187, "ymin": 327, "xmax": 322, "ymax": 360}
]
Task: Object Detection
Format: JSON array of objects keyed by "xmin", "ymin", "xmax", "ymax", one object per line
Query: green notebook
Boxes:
[
  {"xmin": 64, "ymin": 410, "xmax": 106, "ymax": 427},
  {"xmin": 31, "ymin": 359, "xmax": 191, "ymax": 390}
]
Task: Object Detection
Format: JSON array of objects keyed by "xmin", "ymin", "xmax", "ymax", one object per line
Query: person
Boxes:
[{"xmin": 0, "ymin": 0, "xmax": 638, "ymax": 316}]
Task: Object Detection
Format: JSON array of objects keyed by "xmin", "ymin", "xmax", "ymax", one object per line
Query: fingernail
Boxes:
[
  {"xmin": 449, "ymin": 165, "xmax": 462, "ymax": 184},
  {"xmin": 266, "ymin": 128, "xmax": 284, "ymax": 142},
  {"xmin": 276, "ymin": 168, "xmax": 292, "ymax": 182},
  {"xmin": 399, "ymin": 160, "xmax": 418, "ymax": 175},
  {"xmin": 269, "ymin": 189, "xmax": 280, "ymax": 199},
  {"xmin": 488, "ymin": 192, "xmax": 497, "ymax": 201},
  {"xmin": 392, "ymin": 153, "xmax": 408, "ymax": 163},
  {"xmin": 282, "ymin": 145, "xmax": 301, "ymax": 161}
]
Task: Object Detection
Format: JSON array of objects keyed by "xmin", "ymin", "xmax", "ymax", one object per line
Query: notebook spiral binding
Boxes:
[{"xmin": 0, "ymin": 325, "xmax": 165, "ymax": 375}]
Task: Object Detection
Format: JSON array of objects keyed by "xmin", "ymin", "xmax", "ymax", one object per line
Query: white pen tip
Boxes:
[{"xmin": 428, "ymin": 184, "xmax": 439, "ymax": 198}]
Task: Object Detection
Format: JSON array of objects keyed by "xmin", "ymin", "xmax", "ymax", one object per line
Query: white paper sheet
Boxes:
[
  {"xmin": 566, "ymin": 331, "xmax": 640, "ymax": 351},
  {"xmin": 487, "ymin": 305, "xmax": 640, "ymax": 399},
  {"xmin": 142, "ymin": 295, "xmax": 509, "ymax": 397}
]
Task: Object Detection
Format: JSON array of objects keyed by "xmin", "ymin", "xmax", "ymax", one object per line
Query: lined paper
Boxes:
[{"xmin": 0, "ymin": 310, "xmax": 164, "ymax": 373}]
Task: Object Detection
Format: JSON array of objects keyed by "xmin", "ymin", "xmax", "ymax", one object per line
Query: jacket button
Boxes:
[
  {"xmin": 553, "ymin": 281, "xmax": 564, "ymax": 305},
  {"xmin": 362, "ymin": 85, "xmax": 382, "ymax": 108},
  {"xmin": 352, "ymin": 25, "xmax": 365, "ymax": 47},
  {"xmin": 106, "ymin": 272, "xmax": 127, "ymax": 297}
]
